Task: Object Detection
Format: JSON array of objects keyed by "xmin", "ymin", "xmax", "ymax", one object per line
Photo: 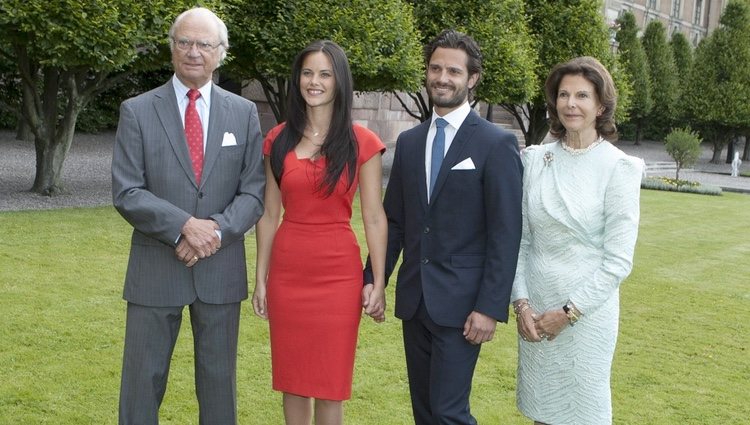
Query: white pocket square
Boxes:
[
  {"xmin": 451, "ymin": 157, "xmax": 475, "ymax": 170},
  {"xmin": 221, "ymin": 132, "xmax": 237, "ymax": 147}
]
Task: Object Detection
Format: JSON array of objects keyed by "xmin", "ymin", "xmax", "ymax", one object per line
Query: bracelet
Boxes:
[
  {"xmin": 517, "ymin": 304, "xmax": 531, "ymax": 315},
  {"xmin": 513, "ymin": 300, "xmax": 530, "ymax": 315},
  {"xmin": 562, "ymin": 301, "xmax": 582, "ymax": 325}
]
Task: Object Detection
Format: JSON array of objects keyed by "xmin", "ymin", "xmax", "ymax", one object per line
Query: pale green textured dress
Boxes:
[{"xmin": 511, "ymin": 140, "xmax": 643, "ymax": 425}]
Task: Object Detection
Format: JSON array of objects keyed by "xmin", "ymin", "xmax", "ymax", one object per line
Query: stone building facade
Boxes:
[{"xmin": 604, "ymin": 0, "xmax": 726, "ymax": 46}]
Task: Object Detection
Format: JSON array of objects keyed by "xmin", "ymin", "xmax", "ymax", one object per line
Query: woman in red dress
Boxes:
[{"xmin": 252, "ymin": 40, "xmax": 387, "ymax": 425}]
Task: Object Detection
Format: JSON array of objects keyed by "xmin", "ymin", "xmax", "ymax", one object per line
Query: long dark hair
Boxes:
[
  {"xmin": 270, "ymin": 40, "xmax": 357, "ymax": 197},
  {"xmin": 544, "ymin": 56, "xmax": 618, "ymax": 142}
]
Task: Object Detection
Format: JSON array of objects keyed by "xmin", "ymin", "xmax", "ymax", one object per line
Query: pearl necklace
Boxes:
[{"xmin": 560, "ymin": 136, "xmax": 604, "ymax": 156}]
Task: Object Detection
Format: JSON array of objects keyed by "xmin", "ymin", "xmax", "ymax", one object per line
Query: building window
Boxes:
[
  {"xmin": 694, "ymin": 0, "xmax": 703, "ymax": 25},
  {"xmin": 647, "ymin": 0, "xmax": 657, "ymax": 9},
  {"xmin": 672, "ymin": 0, "xmax": 681, "ymax": 17}
]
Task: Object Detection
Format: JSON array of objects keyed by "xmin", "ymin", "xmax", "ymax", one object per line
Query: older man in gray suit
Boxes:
[{"xmin": 111, "ymin": 7, "xmax": 265, "ymax": 425}]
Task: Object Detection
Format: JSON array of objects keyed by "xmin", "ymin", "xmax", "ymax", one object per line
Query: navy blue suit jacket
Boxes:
[{"xmin": 379, "ymin": 110, "xmax": 523, "ymax": 328}]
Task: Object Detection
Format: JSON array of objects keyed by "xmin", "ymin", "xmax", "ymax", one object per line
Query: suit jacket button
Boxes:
[
  {"xmin": 422, "ymin": 258, "xmax": 429, "ymax": 264},
  {"xmin": 424, "ymin": 226, "xmax": 430, "ymax": 234},
  {"xmin": 198, "ymin": 192, "xmax": 204, "ymax": 199}
]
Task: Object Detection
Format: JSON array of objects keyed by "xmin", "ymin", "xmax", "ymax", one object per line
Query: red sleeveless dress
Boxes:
[{"xmin": 263, "ymin": 123, "xmax": 385, "ymax": 400}]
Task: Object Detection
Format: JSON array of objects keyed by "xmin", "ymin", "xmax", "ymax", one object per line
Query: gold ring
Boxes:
[{"xmin": 193, "ymin": 256, "xmax": 198, "ymax": 261}]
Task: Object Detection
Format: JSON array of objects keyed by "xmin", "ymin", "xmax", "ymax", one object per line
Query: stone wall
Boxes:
[
  {"xmin": 241, "ymin": 80, "xmax": 420, "ymax": 144},
  {"xmin": 240, "ymin": 80, "xmax": 527, "ymax": 146}
]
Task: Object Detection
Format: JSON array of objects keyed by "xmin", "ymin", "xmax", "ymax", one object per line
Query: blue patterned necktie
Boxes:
[{"xmin": 429, "ymin": 118, "xmax": 448, "ymax": 197}]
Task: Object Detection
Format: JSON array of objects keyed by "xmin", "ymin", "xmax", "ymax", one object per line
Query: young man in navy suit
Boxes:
[{"xmin": 366, "ymin": 29, "xmax": 523, "ymax": 424}]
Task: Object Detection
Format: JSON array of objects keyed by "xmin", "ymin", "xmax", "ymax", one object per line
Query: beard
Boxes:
[{"xmin": 427, "ymin": 82, "xmax": 469, "ymax": 109}]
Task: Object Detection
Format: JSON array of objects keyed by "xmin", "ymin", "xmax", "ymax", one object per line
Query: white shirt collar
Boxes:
[
  {"xmin": 431, "ymin": 101, "xmax": 472, "ymax": 129},
  {"xmin": 172, "ymin": 75, "xmax": 212, "ymax": 105}
]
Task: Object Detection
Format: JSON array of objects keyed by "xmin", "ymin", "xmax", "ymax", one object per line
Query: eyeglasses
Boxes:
[{"xmin": 172, "ymin": 38, "xmax": 222, "ymax": 53}]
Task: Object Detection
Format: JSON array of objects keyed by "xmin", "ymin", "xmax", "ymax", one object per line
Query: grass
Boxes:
[{"xmin": 1, "ymin": 190, "xmax": 749, "ymax": 424}]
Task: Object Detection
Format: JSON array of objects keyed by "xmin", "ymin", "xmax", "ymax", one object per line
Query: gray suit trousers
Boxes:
[{"xmin": 119, "ymin": 300, "xmax": 240, "ymax": 425}]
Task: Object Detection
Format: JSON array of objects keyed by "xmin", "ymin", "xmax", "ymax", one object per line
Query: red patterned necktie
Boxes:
[{"xmin": 185, "ymin": 89, "xmax": 204, "ymax": 184}]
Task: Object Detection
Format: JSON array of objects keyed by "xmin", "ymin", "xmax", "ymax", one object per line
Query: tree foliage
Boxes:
[
  {"xmin": 503, "ymin": 0, "xmax": 627, "ymax": 146},
  {"xmin": 221, "ymin": 0, "xmax": 423, "ymax": 122},
  {"xmin": 669, "ymin": 31, "xmax": 694, "ymax": 130},
  {"xmin": 616, "ymin": 11, "xmax": 652, "ymax": 145},
  {"xmin": 664, "ymin": 127, "xmax": 702, "ymax": 180},
  {"xmin": 0, "ymin": 0, "xmax": 196, "ymax": 195},
  {"xmin": 641, "ymin": 20, "xmax": 679, "ymax": 140},
  {"xmin": 683, "ymin": 0, "xmax": 750, "ymax": 163},
  {"xmin": 670, "ymin": 32, "xmax": 693, "ymax": 81},
  {"xmin": 405, "ymin": 0, "xmax": 537, "ymax": 121}
]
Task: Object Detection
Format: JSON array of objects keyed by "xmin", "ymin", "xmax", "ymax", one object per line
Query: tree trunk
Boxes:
[
  {"xmin": 743, "ymin": 135, "xmax": 749, "ymax": 161},
  {"xmin": 485, "ymin": 104, "xmax": 493, "ymax": 121},
  {"xmin": 19, "ymin": 65, "xmax": 87, "ymax": 195},
  {"xmin": 31, "ymin": 132, "xmax": 73, "ymax": 195},
  {"xmin": 634, "ymin": 121, "xmax": 642, "ymax": 146},
  {"xmin": 525, "ymin": 104, "xmax": 550, "ymax": 146},
  {"xmin": 710, "ymin": 140, "xmax": 724, "ymax": 163},
  {"xmin": 15, "ymin": 119, "xmax": 32, "ymax": 142},
  {"xmin": 726, "ymin": 138, "xmax": 735, "ymax": 164}
]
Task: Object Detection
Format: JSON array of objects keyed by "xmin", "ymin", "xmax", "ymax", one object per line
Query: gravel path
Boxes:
[
  {"xmin": 0, "ymin": 130, "xmax": 115, "ymax": 211},
  {"xmin": 1, "ymin": 129, "xmax": 748, "ymax": 212}
]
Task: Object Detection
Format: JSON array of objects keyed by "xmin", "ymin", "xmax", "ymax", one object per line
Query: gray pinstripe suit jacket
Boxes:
[{"xmin": 112, "ymin": 78, "xmax": 265, "ymax": 307}]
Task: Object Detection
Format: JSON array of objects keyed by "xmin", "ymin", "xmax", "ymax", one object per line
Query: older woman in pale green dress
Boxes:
[{"xmin": 511, "ymin": 57, "xmax": 643, "ymax": 425}]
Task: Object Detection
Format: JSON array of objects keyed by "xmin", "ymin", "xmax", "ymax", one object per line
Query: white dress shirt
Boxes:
[
  {"xmin": 172, "ymin": 76, "xmax": 212, "ymax": 153},
  {"xmin": 425, "ymin": 101, "xmax": 472, "ymax": 201}
]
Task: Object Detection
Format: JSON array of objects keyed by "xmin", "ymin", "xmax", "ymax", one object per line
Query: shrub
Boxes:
[
  {"xmin": 641, "ymin": 176, "xmax": 722, "ymax": 195},
  {"xmin": 664, "ymin": 127, "xmax": 702, "ymax": 179}
]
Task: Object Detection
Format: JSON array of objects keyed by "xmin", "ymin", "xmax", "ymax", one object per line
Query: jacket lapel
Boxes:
[
  {"xmin": 429, "ymin": 111, "xmax": 479, "ymax": 203},
  {"xmin": 154, "ymin": 80, "xmax": 198, "ymax": 188},
  {"xmin": 413, "ymin": 121, "xmax": 430, "ymax": 211}
]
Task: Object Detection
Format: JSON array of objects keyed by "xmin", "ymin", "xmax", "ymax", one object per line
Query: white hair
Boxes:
[{"xmin": 168, "ymin": 7, "xmax": 229, "ymax": 62}]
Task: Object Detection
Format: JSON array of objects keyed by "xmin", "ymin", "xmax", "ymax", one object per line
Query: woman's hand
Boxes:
[
  {"xmin": 362, "ymin": 284, "xmax": 386, "ymax": 323},
  {"xmin": 533, "ymin": 309, "xmax": 569, "ymax": 341},
  {"xmin": 515, "ymin": 301, "xmax": 543, "ymax": 342},
  {"xmin": 252, "ymin": 281, "xmax": 268, "ymax": 320}
]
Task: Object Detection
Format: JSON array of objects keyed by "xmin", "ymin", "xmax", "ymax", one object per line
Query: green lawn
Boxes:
[{"xmin": 1, "ymin": 190, "xmax": 748, "ymax": 424}]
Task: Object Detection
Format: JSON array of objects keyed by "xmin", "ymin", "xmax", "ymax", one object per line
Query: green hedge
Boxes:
[{"xmin": 641, "ymin": 176, "xmax": 722, "ymax": 195}]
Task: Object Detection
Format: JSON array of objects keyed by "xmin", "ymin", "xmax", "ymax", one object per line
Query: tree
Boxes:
[
  {"xmin": 616, "ymin": 11, "xmax": 652, "ymax": 145},
  {"xmin": 669, "ymin": 31, "xmax": 694, "ymax": 130},
  {"xmin": 405, "ymin": 0, "xmax": 537, "ymax": 122},
  {"xmin": 221, "ymin": 0, "xmax": 423, "ymax": 123},
  {"xmin": 0, "ymin": 48, "xmax": 20, "ymax": 130},
  {"xmin": 641, "ymin": 20, "xmax": 679, "ymax": 140},
  {"xmin": 503, "ymin": 0, "xmax": 626, "ymax": 146},
  {"xmin": 683, "ymin": 0, "xmax": 750, "ymax": 163},
  {"xmin": 670, "ymin": 32, "xmax": 693, "ymax": 81},
  {"xmin": 0, "ymin": 0, "xmax": 195, "ymax": 195},
  {"xmin": 664, "ymin": 127, "xmax": 702, "ymax": 180}
]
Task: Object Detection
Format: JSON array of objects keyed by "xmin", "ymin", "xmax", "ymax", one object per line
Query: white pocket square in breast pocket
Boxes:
[
  {"xmin": 451, "ymin": 157, "xmax": 475, "ymax": 170},
  {"xmin": 221, "ymin": 132, "xmax": 237, "ymax": 147}
]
